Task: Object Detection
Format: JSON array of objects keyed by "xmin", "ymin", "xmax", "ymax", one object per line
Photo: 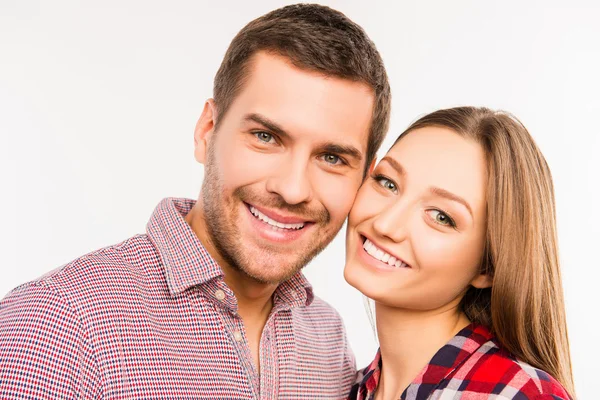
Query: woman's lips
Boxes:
[{"xmin": 359, "ymin": 234, "xmax": 411, "ymax": 269}]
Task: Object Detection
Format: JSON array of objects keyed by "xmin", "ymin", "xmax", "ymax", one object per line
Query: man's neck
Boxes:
[
  {"xmin": 373, "ymin": 301, "xmax": 470, "ymax": 400},
  {"xmin": 185, "ymin": 200, "xmax": 278, "ymax": 374},
  {"xmin": 220, "ymin": 262, "xmax": 276, "ymax": 319}
]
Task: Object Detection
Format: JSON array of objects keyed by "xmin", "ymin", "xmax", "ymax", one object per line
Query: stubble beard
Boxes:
[{"xmin": 201, "ymin": 142, "xmax": 340, "ymax": 285}]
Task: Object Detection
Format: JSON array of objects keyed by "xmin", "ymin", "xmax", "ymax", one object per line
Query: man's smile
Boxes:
[{"xmin": 243, "ymin": 202, "xmax": 315, "ymax": 243}]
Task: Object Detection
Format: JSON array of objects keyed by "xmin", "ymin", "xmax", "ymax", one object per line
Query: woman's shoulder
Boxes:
[
  {"xmin": 497, "ymin": 356, "xmax": 570, "ymax": 399},
  {"xmin": 348, "ymin": 324, "xmax": 571, "ymax": 400},
  {"xmin": 452, "ymin": 333, "xmax": 571, "ymax": 399}
]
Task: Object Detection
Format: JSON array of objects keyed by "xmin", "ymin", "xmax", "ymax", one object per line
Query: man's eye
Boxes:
[
  {"xmin": 322, "ymin": 154, "xmax": 342, "ymax": 165},
  {"xmin": 254, "ymin": 131, "xmax": 275, "ymax": 143},
  {"xmin": 374, "ymin": 175, "xmax": 398, "ymax": 193},
  {"xmin": 426, "ymin": 209, "xmax": 457, "ymax": 228}
]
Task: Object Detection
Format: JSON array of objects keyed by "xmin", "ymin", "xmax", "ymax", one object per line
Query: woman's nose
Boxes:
[{"xmin": 372, "ymin": 200, "xmax": 410, "ymax": 243}]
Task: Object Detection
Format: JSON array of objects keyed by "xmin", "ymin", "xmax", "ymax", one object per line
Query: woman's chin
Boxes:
[
  {"xmin": 342, "ymin": 262, "xmax": 355, "ymax": 287},
  {"xmin": 344, "ymin": 261, "xmax": 385, "ymax": 301}
]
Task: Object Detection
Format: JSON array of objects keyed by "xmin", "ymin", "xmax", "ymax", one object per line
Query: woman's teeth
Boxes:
[
  {"xmin": 249, "ymin": 206, "xmax": 305, "ymax": 230},
  {"xmin": 363, "ymin": 238, "xmax": 409, "ymax": 268}
]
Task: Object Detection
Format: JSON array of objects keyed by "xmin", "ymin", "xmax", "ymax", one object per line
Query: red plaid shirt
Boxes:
[
  {"xmin": 0, "ymin": 198, "xmax": 355, "ymax": 399},
  {"xmin": 349, "ymin": 324, "xmax": 569, "ymax": 400}
]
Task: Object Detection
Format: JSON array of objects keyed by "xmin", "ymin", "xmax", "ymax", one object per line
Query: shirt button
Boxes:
[
  {"xmin": 291, "ymin": 292, "xmax": 299, "ymax": 299},
  {"xmin": 215, "ymin": 289, "xmax": 226, "ymax": 300},
  {"xmin": 233, "ymin": 331, "xmax": 243, "ymax": 342}
]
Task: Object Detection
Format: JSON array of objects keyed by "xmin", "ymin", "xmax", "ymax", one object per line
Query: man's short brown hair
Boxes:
[{"xmin": 213, "ymin": 3, "xmax": 391, "ymax": 173}]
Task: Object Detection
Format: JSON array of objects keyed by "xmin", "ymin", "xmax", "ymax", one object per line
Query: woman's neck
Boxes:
[{"xmin": 374, "ymin": 301, "xmax": 471, "ymax": 400}]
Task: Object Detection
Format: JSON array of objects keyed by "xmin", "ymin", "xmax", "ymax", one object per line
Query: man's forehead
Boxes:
[{"xmin": 230, "ymin": 57, "xmax": 372, "ymax": 144}]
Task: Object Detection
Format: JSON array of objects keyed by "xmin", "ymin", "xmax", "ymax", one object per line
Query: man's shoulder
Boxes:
[
  {"xmin": 292, "ymin": 295, "xmax": 345, "ymax": 331},
  {"xmin": 305, "ymin": 294, "xmax": 342, "ymax": 313},
  {"xmin": 0, "ymin": 237, "xmax": 151, "ymax": 398},
  {"xmin": 288, "ymin": 294, "xmax": 355, "ymax": 378},
  {"xmin": 3, "ymin": 234, "xmax": 161, "ymax": 314}
]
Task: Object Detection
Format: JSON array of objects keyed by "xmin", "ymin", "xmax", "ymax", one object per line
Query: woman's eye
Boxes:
[
  {"xmin": 374, "ymin": 175, "xmax": 398, "ymax": 193},
  {"xmin": 322, "ymin": 154, "xmax": 342, "ymax": 165},
  {"xmin": 426, "ymin": 209, "xmax": 456, "ymax": 228},
  {"xmin": 254, "ymin": 131, "xmax": 275, "ymax": 143}
]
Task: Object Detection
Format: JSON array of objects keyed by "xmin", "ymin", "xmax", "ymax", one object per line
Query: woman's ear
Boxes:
[{"xmin": 470, "ymin": 273, "xmax": 493, "ymax": 289}]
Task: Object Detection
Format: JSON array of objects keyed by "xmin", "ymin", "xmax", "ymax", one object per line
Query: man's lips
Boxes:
[
  {"xmin": 244, "ymin": 202, "xmax": 312, "ymax": 225},
  {"xmin": 244, "ymin": 202, "xmax": 314, "ymax": 243}
]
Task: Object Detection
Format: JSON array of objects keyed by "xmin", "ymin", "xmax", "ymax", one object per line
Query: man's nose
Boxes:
[{"xmin": 265, "ymin": 157, "xmax": 314, "ymax": 205}]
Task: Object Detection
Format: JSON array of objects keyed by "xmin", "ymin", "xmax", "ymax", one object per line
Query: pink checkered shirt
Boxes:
[{"xmin": 0, "ymin": 198, "xmax": 356, "ymax": 399}]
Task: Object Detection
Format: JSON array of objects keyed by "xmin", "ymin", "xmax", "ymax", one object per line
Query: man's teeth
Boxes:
[
  {"xmin": 249, "ymin": 206, "xmax": 305, "ymax": 230},
  {"xmin": 363, "ymin": 238, "xmax": 408, "ymax": 268}
]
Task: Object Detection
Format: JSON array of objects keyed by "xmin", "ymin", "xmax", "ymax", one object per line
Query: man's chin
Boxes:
[{"xmin": 238, "ymin": 261, "xmax": 303, "ymax": 285}]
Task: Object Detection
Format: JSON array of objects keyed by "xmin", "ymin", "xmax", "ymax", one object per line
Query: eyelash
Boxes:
[
  {"xmin": 252, "ymin": 131, "xmax": 278, "ymax": 144},
  {"xmin": 372, "ymin": 174, "xmax": 458, "ymax": 229},
  {"xmin": 252, "ymin": 131, "xmax": 348, "ymax": 166},
  {"xmin": 425, "ymin": 208, "xmax": 458, "ymax": 229},
  {"xmin": 372, "ymin": 174, "xmax": 398, "ymax": 193},
  {"xmin": 320, "ymin": 153, "xmax": 348, "ymax": 166}
]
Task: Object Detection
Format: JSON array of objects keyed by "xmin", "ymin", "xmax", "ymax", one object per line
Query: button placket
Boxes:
[{"xmin": 259, "ymin": 318, "xmax": 278, "ymax": 399}]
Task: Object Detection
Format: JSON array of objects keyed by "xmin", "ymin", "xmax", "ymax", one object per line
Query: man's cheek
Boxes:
[
  {"xmin": 221, "ymin": 148, "xmax": 278, "ymax": 186},
  {"xmin": 318, "ymin": 178, "xmax": 360, "ymax": 220}
]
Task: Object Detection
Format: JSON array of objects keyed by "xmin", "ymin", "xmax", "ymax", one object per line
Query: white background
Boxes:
[{"xmin": 1, "ymin": 0, "xmax": 599, "ymax": 397}]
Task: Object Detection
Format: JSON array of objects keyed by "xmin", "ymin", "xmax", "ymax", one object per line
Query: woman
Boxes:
[{"xmin": 345, "ymin": 107, "xmax": 574, "ymax": 399}]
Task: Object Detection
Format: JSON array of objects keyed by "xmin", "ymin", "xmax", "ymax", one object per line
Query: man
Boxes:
[{"xmin": 0, "ymin": 4, "xmax": 390, "ymax": 399}]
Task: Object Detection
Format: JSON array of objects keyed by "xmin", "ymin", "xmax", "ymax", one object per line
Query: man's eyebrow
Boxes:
[
  {"xmin": 244, "ymin": 113, "xmax": 290, "ymax": 140},
  {"xmin": 429, "ymin": 187, "xmax": 473, "ymax": 218},
  {"xmin": 322, "ymin": 143, "xmax": 363, "ymax": 162},
  {"xmin": 245, "ymin": 113, "xmax": 363, "ymax": 162}
]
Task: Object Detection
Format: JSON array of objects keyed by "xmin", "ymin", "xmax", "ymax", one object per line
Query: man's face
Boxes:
[{"xmin": 194, "ymin": 52, "xmax": 375, "ymax": 284}]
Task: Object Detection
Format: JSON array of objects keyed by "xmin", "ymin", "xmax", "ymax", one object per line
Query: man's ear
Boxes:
[
  {"xmin": 368, "ymin": 158, "xmax": 376, "ymax": 174},
  {"xmin": 470, "ymin": 273, "xmax": 493, "ymax": 289},
  {"xmin": 193, "ymin": 99, "xmax": 217, "ymax": 164}
]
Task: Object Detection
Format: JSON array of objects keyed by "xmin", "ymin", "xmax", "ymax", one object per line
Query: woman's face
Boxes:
[{"xmin": 344, "ymin": 126, "xmax": 492, "ymax": 311}]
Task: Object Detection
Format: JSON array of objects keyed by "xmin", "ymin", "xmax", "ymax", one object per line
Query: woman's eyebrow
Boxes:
[
  {"xmin": 381, "ymin": 157, "xmax": 473, "ymax": 217},
  {"xmin": 429, "ymin": 187, "xmax": 473, "ymax": 217},
  {"xmin": 380, "ymin": 156, "xmax": 406, "ymax": 177}
]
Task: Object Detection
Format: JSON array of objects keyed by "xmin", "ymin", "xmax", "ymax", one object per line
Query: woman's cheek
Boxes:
[
  {"xmin": 411, "ymin": 224, "xmax": 474, "ymax": 282},
  {"xmin": 348, "ymin": 185, "xmax": 378, "ymax": 224},
  {"xmin": 412, "ymin": 223, "xmax": 450, "ymax": 265}
]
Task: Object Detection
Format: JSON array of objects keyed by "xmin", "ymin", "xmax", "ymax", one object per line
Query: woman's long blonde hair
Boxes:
[{"xmin": 395, "ymin": 107, "xmax": 574, "ymax": 397}]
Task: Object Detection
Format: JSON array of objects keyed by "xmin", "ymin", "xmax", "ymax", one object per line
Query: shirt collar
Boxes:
[
  {"xmin": 274, "ymin": 272, "xmax": 314, "ymax": 309},
  {"xmin": 354, "ymin": 323, "xmax": 495, "ymax": 399},
  {"xmin": 146, "ymin": 197, "xmax": 314, "ymax": 307},
  {"xmin": 147, "ymin": 198, "xmax": 223, "ymax": 296}
]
